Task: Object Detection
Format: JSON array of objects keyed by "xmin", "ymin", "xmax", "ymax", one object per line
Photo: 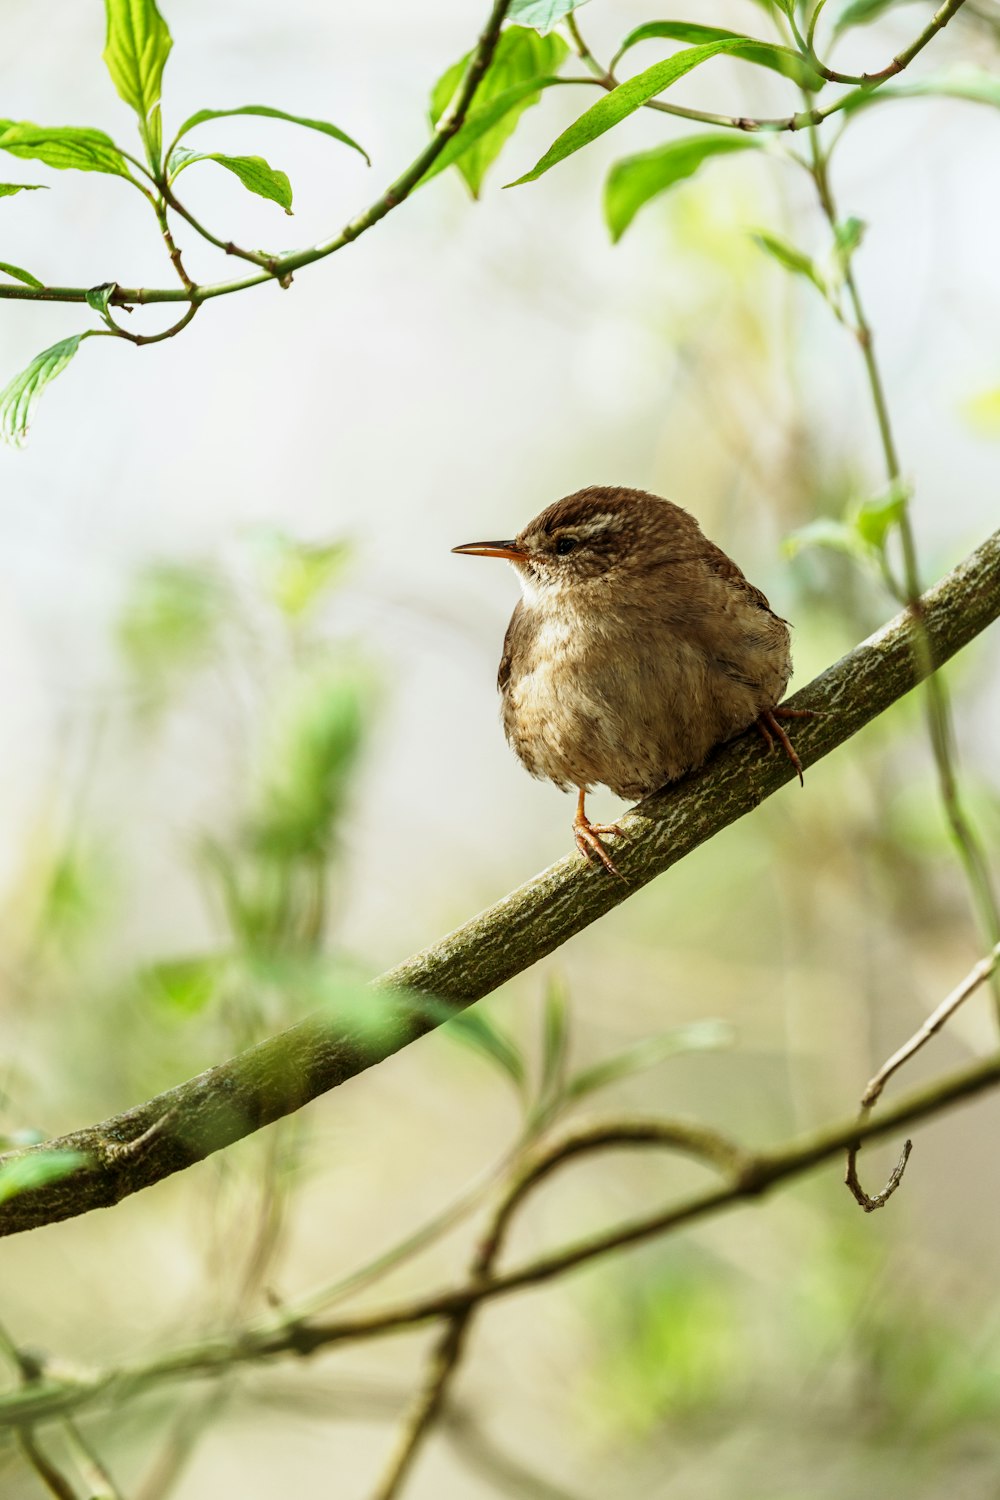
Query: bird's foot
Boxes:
[
  {"xmin": 755, "ymin": 705, "xmax": 817, "ymax": 787},
  {"xmin": 573, "ymin": 818, "xmax": 629, "ymax": 880}
]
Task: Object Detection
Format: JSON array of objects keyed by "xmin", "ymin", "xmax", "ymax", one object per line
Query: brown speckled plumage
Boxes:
[
  {"xmin": 454, "ymin": 484, "xmax": 797, "ymax": 873},
  {"xmin": 493, "ymin": 486, "xmax": 792, "ymax": 800}
]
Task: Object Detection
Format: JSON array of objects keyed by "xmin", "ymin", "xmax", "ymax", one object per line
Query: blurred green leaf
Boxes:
[
  {"xmin": 37, "ymin": 845, "xmax": 111, "ymax": 949},
  {"xmin": 611, "ymin": 22, "xmax": 824, "ymax": 89},
  {"xmin": 831, "ymin": 214, "xmax": 865, "ymax": 280},
  {"xmin": 251, "ymin": 662, "xmax": 370, "ymax": 859},
  {"xmin": 782, "ymin": 516, "xmax": 866, "ymax": 560},
  {"xmin": 605, "ymin": 133, "xmax": 761, "ymax": 242},
  {"xmin": 0, "ymin": 182, "xmax": 46, "ymax": 198},
  {"xmin": 853, "ymin": 482, "xmax": 909, "ymax": 548},
  {"xmin": 0, "ymin": 260, "xmax": 44, "ymax": 288},
  {"xmin": 0, "ymin": 121, "xmax": 130, "ymax": 177},
  {"xmin": 430, "ymin": 26, "xmax": 568, "ymax": 196},
  {"xmin": 0, "ymin": 333, "xmax": 89, "ymax": 447},
  {"xmin": 0, "ymin": 1150, "xmax": 89, "ymax": 1206},
  {"xmin": 446, "ymin": 1010, "xmax": 527, "ymax": 1095},
  {"xmin": 833, "ymin": 0, "xmax": 917, "ymax": 34},
  {"xmin": 566, "ymin": 1020, "xmax": 733, "ymax": 1101},
  {"xmin": 103, "ymin": 0, "xmax": 172, "ymax": 164},
  {"xmin": 843, "ymin": 64, "xmax": 1000, "ymax": 115},
  {"xmin": 172, "ymin": 150, "xmax": 293, "ymax": 212},
  {"xmin": 172, "ymin": 104, "xmax": 369, "ymax": 164},
  {"xmin": 507, "ymin": 0, "xmax": 587, "ymax": 30},
  {"xmin": 141, "ymin": 955, "xmax": 227, "ymax": 1015},
  {"xmin": 117, "ymin": 561, "xmax": 227, "ymax": 691},
  {"xmin": 538, "ymin": 977, "xmax": 570, "ymax": 1107},
  {"xmin": 251, "ymin": 531, "xmax": 352, "ymax": 618},
  {"xmin": 507, "ymin": 41, "xmax": 744, "ymax": 187},
  {"xmin": 751, "ymin": 228, "xmax": 826, "ymax": 295},
  {"xmin": 963, "ymin": 387, "xmax": 1000, "ymax": 436}
]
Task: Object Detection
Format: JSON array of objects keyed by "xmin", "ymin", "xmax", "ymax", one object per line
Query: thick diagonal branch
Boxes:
[{"xmin": 0, "ymin": 528, "xmax": 998, "ymax": 1238}]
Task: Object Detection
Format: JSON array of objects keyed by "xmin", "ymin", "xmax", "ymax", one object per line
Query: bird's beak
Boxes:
[{"xmin": 451, "ymin": 540, "xmax": 528, "ymax": 562}]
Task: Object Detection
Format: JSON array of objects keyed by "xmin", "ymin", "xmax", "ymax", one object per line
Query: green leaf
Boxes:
[
  {"xmin": 421, "ymin": 76, "xmax": 565, "ymax": 188},
  {"xmin": 751, "ymin": 228, "xmax": 826, "ymax": 294},
  {"xmin": 172, "ymin": 104, "xmax": 369, "ymax": 165},
  {"xmin": 86, "ymin": 281, "xmax": 117, "ymax": 323},
  {"xmin": 172, "ymin": 151, "xmax": 293, "ymax": 212},
  {"xmin": 507, "ymin": 40, "xmax": 746, "ymax": 187},
  {"xmin": 0, "ymin": 181, "xmax": 46, "ymax": 198},
  {"xmin": 102, "ymin": 0, "xmax": 172, "ymax": 163},
  {"xmin": 250, "ymin": 531, "xmax": 352, "ymax": 618},
  {"xmin": 446, "ymin": 1010, "xmax": 527, "ymax": 1094},
  {"xmin": 833, "ymin": 0, "xmax": 914, "ymax": 34},
  {"xmin": 611, "ymin": 22, "xmax": 824, "ymax": 90},
  {"xmin": 566, "ymin": 1020, "xmax": 733, "ymax": 1102},
  {"xmin": 0, "ymin": 1150, "xmax": 89, "ymax": 1206},
  {"xmin": 0, "ymin": 121, "xmax": 130, "ymax": 177},
  {"xmin": 605, "ymin": 133, "xmax": 761, "ymax": 242},
  {"xmin": 0, "ymin": 260, "xmax": 44, "ymax": 288},
  {"xmin": 507, "ymin": 0, "xmax": 587, "ymax": 31},
  {"xmin": 430, "ymin": 26, "xmax": 567, "ymax": 196},
  {"xmin": 782, "ymin": 516, "xmax": 866, "ymax": 560},
  {"xmin": 853, "ymin": 482, "xmax": 909, "ymax": 548},
  {"xmin": 141, "ymin": 955, "xmax": 227, "ymax": 1015},
  {"xmin": 117, "ymin": 561, "xmax": 227, "ymax": 693},
  {"xmin": 0, "ymin": 333, "xmax": 89, "ymax": 447}
]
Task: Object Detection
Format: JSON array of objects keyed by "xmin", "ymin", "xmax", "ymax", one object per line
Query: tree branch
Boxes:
[
  {"xmin": 0, "ymin": 528, "xmax": 998, "ymax": 1239},
  {"xmin": 3, "ymin": 1048, "xmax": 1000, "ymax": 1431}
]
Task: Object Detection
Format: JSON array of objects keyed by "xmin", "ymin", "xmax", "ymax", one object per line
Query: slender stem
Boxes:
[
  {"xmin": 807, "ymin": 129, "xmax": 1000, "ymax": 1010},
  {"xmin": 817, "ymin": 0, "xmax": 969, "ymax": 85}
]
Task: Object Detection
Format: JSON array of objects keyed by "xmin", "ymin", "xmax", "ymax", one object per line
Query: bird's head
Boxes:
[{"xmin": 452, "ymin": 486, "xmax": 700, "ymax": 598}]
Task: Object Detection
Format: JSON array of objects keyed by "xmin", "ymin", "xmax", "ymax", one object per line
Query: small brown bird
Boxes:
[{"xmin": 454, "ymin": 485, "xmax": 806, "ymax": 876}]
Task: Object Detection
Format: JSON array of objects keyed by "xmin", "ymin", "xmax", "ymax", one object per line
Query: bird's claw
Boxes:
[
  {"xmin": 755, "ymin": 705, "xmax": 818, "ymax": 787},
  {"xmin": 574, "ymin": 819, "xmax": 628, "ymax": 880}
]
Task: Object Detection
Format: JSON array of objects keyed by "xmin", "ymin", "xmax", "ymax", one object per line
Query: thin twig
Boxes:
[{"xmin": 845, "ymin": 944, "xmax": 1000, "ymax": 1209}]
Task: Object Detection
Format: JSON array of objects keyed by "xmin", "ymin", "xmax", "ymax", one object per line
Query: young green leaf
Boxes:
[
  {"xmin": 430, "ymin": 27, "xmax": 568, "ymax": 196},
  {"xmin": 0, "ymin": 1149, "xmax": 89, "ymax": 1205},
  {"xmin": 507, "ymin": 0, "xmax": 587, "ymax": 32},
  {"xmin": 249, "ymin": 530, "xmax": 352, "ymax": 618},
  {"xmin": 0, "ymin": 333, "xmax": 90, "ymax": 447},
  {"xmin": 751, "ymin": 228, "xmax": 827, "ymax": 295},
  {"xmin": 0, "ymin": 260, "xmax": 44, "ymax": 288},
  {"xmin": 172, "ymin": 151, "xmax": 294, "ymax": 212},
  {"xmin": 141, "ymin": 955, "xmax": 227, "ymax": 1015},
  {"xmin": 611, "ymin": 22, "xmax": 824, "ymax": 90},
  {"xmin": 507, "ymin": 39, "xmax": 745, "ymax": 187},
  {"xmin": 102, "ymin": 0, "xmax": 172, "ymax": 163},
  {"xmin": 171, "ymin": 105, "xmax": 369, "ymax": 165},
  {"xmin": 605, "ymin": 133, "xmax": 761, "ymax": 242},
  {"xmin": 0, "ymin": 182, "xmax": 46, "ymax": 198},
  {"xmin": 782, "ymin": 517, "xmax": 867, "ymax": 560},
  {"xmin": 853, "ymin": 482, "xmax": 909, "ymax": 549},
  {"xmin": 420, "ymin": 76, "xmax": 566, "ymax": 188},
  {"xmin": 446, "ymin": 1010, "xmax": 527, "ymax": 1095},
  {"xmin": 0, "ymin": 121, "xmax": 131, "ymax": 177},
  {"xmin": 565, "ymin": 1020, "xmax": 733, "ymax": 1102},
  {"xmin": 86, "ymin": 282, "xmax": 117, "ymax": 320}
]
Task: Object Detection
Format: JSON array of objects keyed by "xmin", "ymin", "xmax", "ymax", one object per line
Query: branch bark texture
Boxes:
[{"xmin": 1, "ymin": 528, "xmax": 998, "ymax": 1238}]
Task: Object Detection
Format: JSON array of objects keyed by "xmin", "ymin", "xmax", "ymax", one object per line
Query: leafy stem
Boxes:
[{"xmin": 803, "ymin": 122, "xmax": 1000, "ymax": 1012}]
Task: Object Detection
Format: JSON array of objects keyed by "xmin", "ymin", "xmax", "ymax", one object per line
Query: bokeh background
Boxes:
[{"xmin": 2, "ymin": 0, "xmax": 1000, "ymax": 1494}]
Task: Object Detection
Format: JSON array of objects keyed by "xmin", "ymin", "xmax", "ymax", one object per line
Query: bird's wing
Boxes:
[
  {"xmin": 701, "ymin": 541, "xmax": 777, "ymax": 615},
  {"xmin": 497, "ymin": 599, "xmax": 524, "ymax": 693}
]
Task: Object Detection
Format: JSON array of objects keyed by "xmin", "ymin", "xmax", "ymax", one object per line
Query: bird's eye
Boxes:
[{"xmin": 555, "ymin": 536, "xmax": 578, "ymax": 556}]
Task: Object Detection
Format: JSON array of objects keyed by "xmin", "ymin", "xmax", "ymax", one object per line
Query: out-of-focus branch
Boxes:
[
  {"xmin": 3, "ymin": 1052, "xmax": 1000, "ymax": 1432},
  {"xmin": 0, "ymin": 529, "xmax": 997, "ymax": 1240},
  {"xmin": 846, "ymin": 943, "xmax": 1000, "ymax": 1209},
  {"xmin": 371, "ymin": 1120, "xmax": 744, "ymax": 1498}
]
